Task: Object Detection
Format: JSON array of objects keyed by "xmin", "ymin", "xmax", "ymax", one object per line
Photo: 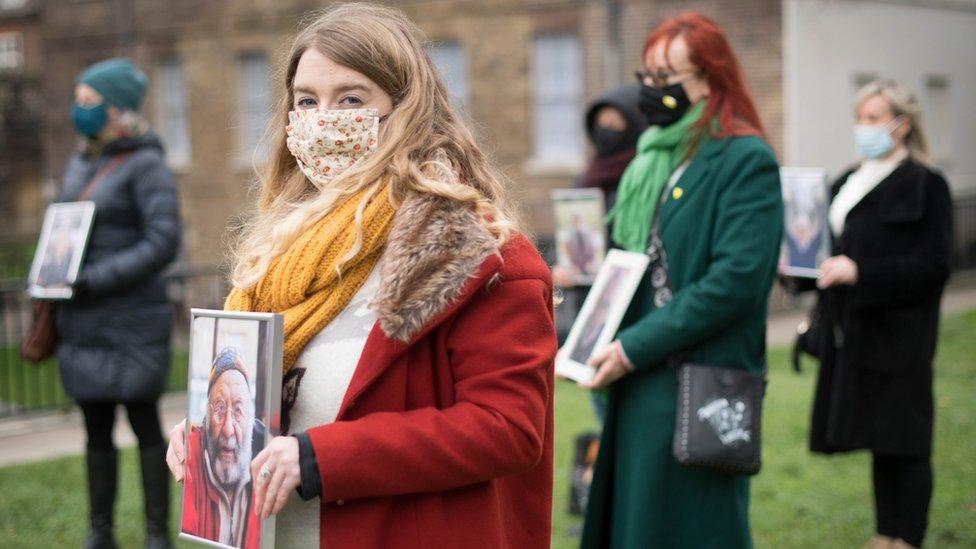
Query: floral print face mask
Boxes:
[{"xmin": 285, "ymin": 108, "xmax": 380, "ymax": 189}]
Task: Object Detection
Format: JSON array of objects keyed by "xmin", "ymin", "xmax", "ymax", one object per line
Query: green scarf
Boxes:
[{"xmin": 607, "ymin": 101, "xmax": 706, "ymax": 252}]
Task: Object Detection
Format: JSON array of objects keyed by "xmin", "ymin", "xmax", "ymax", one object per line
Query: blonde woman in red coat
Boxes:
[{"xmin": 166, "ymin": 3, "xmax": 557, "ymax": 548}]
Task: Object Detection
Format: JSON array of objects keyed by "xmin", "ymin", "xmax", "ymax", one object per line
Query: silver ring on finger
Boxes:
[{"xmin": 259, "ymin": 464, "xmax": 273, "ymax": 481}]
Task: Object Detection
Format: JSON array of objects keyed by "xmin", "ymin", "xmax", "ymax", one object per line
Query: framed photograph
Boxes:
[
  {"xmin": 179, "ymin": 309, "xmax": 284, "ymax": 549},
  {"xmin": 556, "ymin": 249, "xmax": 650, "ymax": 384},
  {"xmin": 551, "ymin": 188, "xmax": 607, "ymax": 285},
  {"xmin": 779, "ymin": 167, "xmax": 831, "ymax": 278},
  {"xmin": 26, "ymin": 201, "xmax": 96, "ymax": 299}
]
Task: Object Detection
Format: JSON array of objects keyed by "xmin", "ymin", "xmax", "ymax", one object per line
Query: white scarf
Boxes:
[{"xmin": 829, "ymin": 147, "xmax": 908, "ymax": 237}]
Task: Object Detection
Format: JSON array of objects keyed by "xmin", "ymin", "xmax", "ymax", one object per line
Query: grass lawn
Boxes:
[{"xmin": 1, "ymin": 311, "xmax": 973, "ymax": 548}]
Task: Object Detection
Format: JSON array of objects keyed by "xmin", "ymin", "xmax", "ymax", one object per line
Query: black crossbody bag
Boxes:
[{"xmin": 644, "ymin": 181, "xmax": 765, "ymax": 476}]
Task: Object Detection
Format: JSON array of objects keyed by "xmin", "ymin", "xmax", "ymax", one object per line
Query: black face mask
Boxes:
[
  {"xmin": 592, "ymin": 127, "xmax": 628, "ymax": 158},
  {"xmin": 639, "ymin": 82, "xmax": 692, "ymax": 128}
]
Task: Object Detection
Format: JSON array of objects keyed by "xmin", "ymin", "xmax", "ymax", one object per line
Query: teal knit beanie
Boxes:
[{"xmin": 77, "ymin": 58, "xmax": 148, "ymax": 111}]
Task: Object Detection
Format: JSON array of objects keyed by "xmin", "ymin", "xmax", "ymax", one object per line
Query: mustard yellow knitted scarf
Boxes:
[{"xmin": 224, "ymin": 186, "xmax": 396, "ymax": 373}]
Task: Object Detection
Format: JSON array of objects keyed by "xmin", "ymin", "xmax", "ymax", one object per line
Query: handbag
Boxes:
[
  {"xmin": 791, "ymin": 306, "xmax": 821, "ymax": 373},
  {"xmin": 643, "ymin": 177, "xmax": 765, "ymax": 475},
  {"xmin": 20, "ymin": 301, "xmax": 58, "ymax": 363},
  {"xmin": 672, "ymin": 363, "xmax": 764, "ymax": 475},
  {"xmin": 20, "ymin": 153, "xmax": 131, "ymax": 364}
]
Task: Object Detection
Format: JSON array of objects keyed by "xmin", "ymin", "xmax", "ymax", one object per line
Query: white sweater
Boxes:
[{"xmin": 274, "ymin": 265, "xmax": 381, "ymax": 548}]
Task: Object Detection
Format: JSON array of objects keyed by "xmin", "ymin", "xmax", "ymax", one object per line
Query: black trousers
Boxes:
[
  {"xmin": 79, "ymin": 400, "xmax": 165, "ymax": 450},
  {"xmin": 872, "ymin": 452, "xmax": 932, "ymax": 546}
]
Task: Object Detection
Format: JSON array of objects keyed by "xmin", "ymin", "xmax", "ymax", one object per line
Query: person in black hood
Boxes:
[
  {"xmin": 554, "ymin": 84, "xmax": 646, "ymax": 324},
  {"xmin": 553, "ymin": 85, "xmax": 646, "ymax": 423},
  {"xmin": 55, "ymin": 58, "xmax": 181, "ymax": 549},
  {"xmin": 579, "ymin": 84, "xmax": 647, "ymax": 210}
]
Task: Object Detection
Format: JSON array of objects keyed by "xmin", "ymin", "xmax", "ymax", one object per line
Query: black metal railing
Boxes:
[
  {"xmin": 2, "ymin": 192, "xmax": 975, "ymax": 419},
  {"xmin": 0, "ymin": 264, "xmax": 228, "ymax": 419},
  {"xmin": 954, "ymin": 193, "xmax": 976, "ymax": 269}
]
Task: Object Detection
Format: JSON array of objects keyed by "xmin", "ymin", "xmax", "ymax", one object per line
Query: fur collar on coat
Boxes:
[{"xmin": 371, "ymin": 191, "xmax": 500, "ymax": 343}]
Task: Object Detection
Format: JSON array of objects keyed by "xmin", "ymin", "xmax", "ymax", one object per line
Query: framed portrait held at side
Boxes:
[
  {"xmin": 179, "ymin": 309, "xmax": 284, "ymax": 549},
  {"xmin": 779, "ymin": 167, "xmax": 831, "ymax": 278},
  {"xmin": 556, "ymin": 249, "xmax": 649, "ymax": 384},
  {"xmin": 26, "ymin": 201, "xmax": 96, "ymax": 300},
  {"xmin": 551, "ymin": 188, "xmax": 607, "ymax": 285}
]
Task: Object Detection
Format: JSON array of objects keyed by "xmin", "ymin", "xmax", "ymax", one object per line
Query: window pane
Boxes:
[
  {"xmin": 925, "ymin": 75, "xmax": 951, "ymax": 162},
  {"xmin": 154, "ymin": 59, "xmax": 191, "ymax": 167},
  {"xmin": 429, "ymin": 41, "xmax": 470, "ymax": 111},
  {"xmin": 0, "ymin": 32, "xmax": 23, "ymax": 70},
  {"xmin": 238, "ymin": 53, "xmax": 271, "ymax": 163},
  {"xmin": 532, "ymin": 33, "xmax": 583, "ymax": 160},
  {"xmin": 0, "ymin": 0, "xmax": 28, "ymax": 11}
]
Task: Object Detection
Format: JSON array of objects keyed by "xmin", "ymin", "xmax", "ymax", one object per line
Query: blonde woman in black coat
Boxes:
[{"xmin": 792, "ymin": 79, "xmax": 952, "ymax": 549}]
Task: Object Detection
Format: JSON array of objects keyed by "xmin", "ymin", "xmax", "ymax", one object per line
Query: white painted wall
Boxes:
[{"xmin": 783, "ymin": 0, "xmax": 976, "ymax": 195}]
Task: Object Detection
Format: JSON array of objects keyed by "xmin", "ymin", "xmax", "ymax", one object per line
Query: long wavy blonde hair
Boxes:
[{"xmin": 231, "ymin": 2, "xmax": 518, "ymax": 288}]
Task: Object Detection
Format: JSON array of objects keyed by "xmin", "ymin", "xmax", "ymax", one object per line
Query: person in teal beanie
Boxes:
[
  {"xmin": 72, "ymin": 58, "xmax": 149, "ymax": 145},
  {"xmin": 57, "ymin": 57, "xmax": 180, "ymax": 549}
]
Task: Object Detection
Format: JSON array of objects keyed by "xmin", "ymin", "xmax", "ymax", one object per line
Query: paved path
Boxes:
[
  {"xmin": 2, "ymin": 280, "xmax": 975, "ymax": 468},
  {"xmin": 0, "ymin": 392, "xmax": 188, "ymax": 467}
]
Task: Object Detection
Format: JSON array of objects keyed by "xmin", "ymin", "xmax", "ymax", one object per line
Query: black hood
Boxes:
[{"xmin": 584, "ymin": 84, "xmax": 647, "ymax": 148}]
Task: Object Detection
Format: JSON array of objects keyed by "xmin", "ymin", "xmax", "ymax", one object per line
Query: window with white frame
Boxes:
[
  {"xmin": 532, "ymin": 33, "xmax": 584, "ymax": 162},
  {"xmin": 429, "ymin": 41, "xmax": 470, "ymax": 112},
  {"xmin": 0, "ymin": 0, "xmax": 28, "ymax": 11},
  {"xmin": 0, "ymin": 32, "xmax": 24, "ymax": 70},
  {"xmin": 924, "ymin": 75, "xmax": 951, "ymax": 163},
  {"xmin": 154, "ymin": 59, "xmax": 192, "ymax": 168},
  {"xmin": 238, "ymin": 52, "xmax": 271, "ymax": 164}
]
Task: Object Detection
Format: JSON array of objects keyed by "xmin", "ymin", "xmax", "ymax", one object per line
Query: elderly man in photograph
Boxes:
[{"xmin": 181, "ymin": 347, "xmax": 260, "ymax": 549}]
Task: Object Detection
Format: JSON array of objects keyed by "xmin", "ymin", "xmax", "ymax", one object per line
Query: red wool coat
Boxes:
[{"xmin": 305, "ymin": 234, "xmax": 557, "ymax": 548}]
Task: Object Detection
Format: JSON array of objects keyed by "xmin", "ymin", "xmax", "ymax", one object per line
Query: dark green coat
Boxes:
[{"xmin": 581, "ymin": 135, "xmax": 783, "ymax": 548}]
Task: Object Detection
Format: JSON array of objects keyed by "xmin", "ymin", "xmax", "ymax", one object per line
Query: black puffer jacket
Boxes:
[{"xmin": 55, "ymin": 132, "xmax": 181, "ymax": 402}]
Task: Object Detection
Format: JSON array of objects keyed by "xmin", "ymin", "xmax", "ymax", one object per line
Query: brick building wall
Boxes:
[
  {"xmin": 0, "ymin": 0, "xmax": 44, "ymax": 235},
  {"xmin": 24, "ymin": 0, "xmax": 784, "ymax": 265}
]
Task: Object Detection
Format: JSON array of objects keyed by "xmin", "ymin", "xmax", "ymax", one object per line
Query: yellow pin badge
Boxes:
[
  {"xmin": 672, "ymin": 186, "xmax": 684, "ymax": 200},
  {"xmin": 662, "ymin": 95, "xmax": 678, "ymax": 109}
]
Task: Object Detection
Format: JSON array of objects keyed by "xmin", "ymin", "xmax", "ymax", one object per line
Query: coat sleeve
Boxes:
[
  {"xmin": 76, "ymin": 155, "xmax": 182, "ymax": 296},
  {"xmin": 616, "ymin": 143, "xmax": 784, "ymax": 370},
  {"xmin": 852, "ymin": 172, "xmax": 953, "ymax": 307},
  {"xmin": 304, "ymin": 277, "xmax": 556, "ymax": 502}
]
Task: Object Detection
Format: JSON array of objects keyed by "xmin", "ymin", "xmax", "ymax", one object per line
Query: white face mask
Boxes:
[{"xmin": 285, "ymin": 108, "xmax": 380, "ymax": 189}]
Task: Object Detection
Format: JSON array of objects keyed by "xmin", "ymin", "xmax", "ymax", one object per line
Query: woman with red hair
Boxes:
[{"xmin": 579, "ymin": 13, "xmax": 782, "ymax": 548}]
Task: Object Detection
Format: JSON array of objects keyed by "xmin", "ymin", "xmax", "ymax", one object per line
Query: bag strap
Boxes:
[{"xmin": 77, "ymin": 153, "xmax": 132, "ymax": 201}]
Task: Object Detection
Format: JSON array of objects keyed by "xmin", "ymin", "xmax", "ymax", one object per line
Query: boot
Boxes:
[
  {"xmin": 84, "ymin": 447, "xmax": 118, "ymax": 549},
  {"xmin": 139, "ymin": 444, "xmax": 173, "ymax": 549}
]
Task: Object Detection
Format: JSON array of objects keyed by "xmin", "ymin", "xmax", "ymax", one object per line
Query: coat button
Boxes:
[{"xmin": 335, "ymin": 499, "xmax": 345, "ymax": 506}]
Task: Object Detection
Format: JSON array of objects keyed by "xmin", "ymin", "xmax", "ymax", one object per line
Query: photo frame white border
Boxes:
[
  {"xmin": 26, "ymin": 201, "xmax": 96, "ymax": 300},
  {"xmin": 551, "ymin": 187, "xmax": 607, "ymax": 286},
  {"xmin": 179, "ymin": 309, "xmax": 284, "ymax": 549},
  {"xmin": 779, "ymin": 167, "xmax": 831, "ymax": 279},
  {"xmin": 556, "ymin": 249, "xmax": 650, "ymax": 384}
]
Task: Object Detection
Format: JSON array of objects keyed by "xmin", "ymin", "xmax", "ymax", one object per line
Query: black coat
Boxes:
[
  {"xmin": 808, "ymin": 158, "xmax": 952, "ymax": 456},
  {"xmin": 55, "ymin": 133, "xmax": 181, "ymax": 402}
]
